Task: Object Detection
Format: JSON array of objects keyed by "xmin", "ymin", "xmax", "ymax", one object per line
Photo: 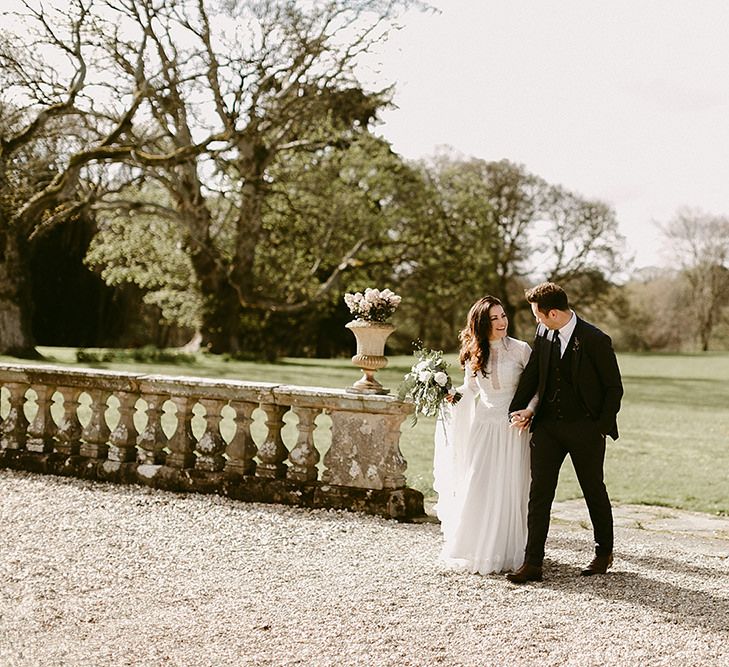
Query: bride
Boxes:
[{"xmin": 434, "ymin": 295, "xmax": 536, "ymax": 575}]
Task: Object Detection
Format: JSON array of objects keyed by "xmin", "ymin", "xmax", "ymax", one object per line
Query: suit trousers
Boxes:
[{"xmin": 525, "ymin": 418, "xmax": 613, "ymax": 565}]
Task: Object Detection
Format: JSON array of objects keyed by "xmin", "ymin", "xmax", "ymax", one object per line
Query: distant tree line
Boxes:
[
  {"xmin": 2, "ymin": 0, "xmax": 727, "ymax": 358},
  {"xmin": 616, "ymin": 209, "xmax": 729, "ymax": 352}
]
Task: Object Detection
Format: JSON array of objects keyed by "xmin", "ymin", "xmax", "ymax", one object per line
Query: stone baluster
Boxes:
[
  {"xmin": 195, "ymin": 398, "xmax": 226, "ymax": 472},
  {"xmin": 225, "ymin": 400, "xmax": 257, "ymax": 476},
  {"xmin": 287, "ymin": 406, "xmax": 321, "ymax": 482},
  {"xmin": 137, "ymin": 393, "xmax": 167, "ymax": 465},
  {"xmin": 108, "ymin": 392, "xmax": 138, "ymax": 462},
  {"xmin": 55, "ymin": 388, "xmax": 83, "ymax": 455},
  {"xmin": 79, "ymin": 389, "xmax": 111, "ymax": 459},
  {"xmin": 256, "ymin": 403, "xmax": 288, "ymax": 479},
  {"xmin": 165, "ymin": 395, "xmax": 195, "ymax": 468},
  {"xmin": 0, "ymin": 382, "xmax": 29, "ymax": 451},
  {"xmin": 381, "ymin": 413, "xmax": 409, "ymax": 489},
  {"xmin": 26, "ymin": 385, "xmax": 57, "ymax": 453}
]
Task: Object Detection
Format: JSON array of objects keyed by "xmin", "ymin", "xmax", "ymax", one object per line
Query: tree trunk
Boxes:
[
  {"xmin": 697, "ymin": 291, "xmax": 714, "ymax": 352},
  {"xmin": 172, "ymin": 162, "xmax": 243, "ymax": 354},
  {"xmin": 0, "ymin": 227, "xmax": 37, "ymax": 356},
  {"xmin": 198, "ymin": 279, "xmax": 241, "ymax": 354},
  {"xmin": 699, "ymin": 318, "xmax": 712, "ymax": 352},
  {"xmin": 184, "ymin": 234, "xmax": 242, "ymax": 354},
  {"xmin": 496, "ymin": 271, "xmax": 518, "ymax": 338},
  {"xmin": 502, "ymin": 296, "xmax": 518, "ymax": 337}
]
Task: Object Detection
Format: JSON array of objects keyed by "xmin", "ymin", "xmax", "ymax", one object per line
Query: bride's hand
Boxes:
[
  {"xmin": 509, "ymin": 409, "xmax": 533, "ymax": 432},
  {"xmin": 445, "ymin": 391, "xmax": 462, "ymax": 404}
]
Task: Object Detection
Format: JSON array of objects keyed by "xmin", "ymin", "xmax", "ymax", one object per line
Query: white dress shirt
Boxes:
[{"xmin": 554, "ymin": 310, "xmax": 577, "ymax": 358}]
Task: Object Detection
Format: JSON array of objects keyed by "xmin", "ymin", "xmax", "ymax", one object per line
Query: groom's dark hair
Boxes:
[{"xmin": 525, "ymin": 282, "xmax": 569, "ymax": 313}]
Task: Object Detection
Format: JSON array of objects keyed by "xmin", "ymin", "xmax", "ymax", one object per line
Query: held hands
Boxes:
[{"xmin": 509, "ymin": 408, "xmax": 533, "ymax": 432}]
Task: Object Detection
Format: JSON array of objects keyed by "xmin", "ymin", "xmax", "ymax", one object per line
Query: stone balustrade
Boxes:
[{"xmin": 0, "ymin": 363, "xmax": 423, "ymax": 520}]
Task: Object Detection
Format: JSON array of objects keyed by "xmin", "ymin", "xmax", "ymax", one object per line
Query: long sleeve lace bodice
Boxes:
[{"xmin": 457, "ymin": 337, "xmax": 536, "ymax": 416}]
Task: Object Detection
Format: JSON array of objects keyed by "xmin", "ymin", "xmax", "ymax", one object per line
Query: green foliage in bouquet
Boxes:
[{"xmin": 398, "ymin": 345, "xmax": 462, "ymax": 425}]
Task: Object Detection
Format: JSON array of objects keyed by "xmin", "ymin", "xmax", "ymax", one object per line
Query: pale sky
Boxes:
[{"xmin": 370, "ymin": 0, "xmax": 729, "ymax": 268}]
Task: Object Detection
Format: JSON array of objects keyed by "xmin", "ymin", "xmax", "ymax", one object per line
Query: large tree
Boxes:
[
  {"xmin": 660, "ymin": 207, "xmax": 729, "ymax": 351},
  {"xmin": 1, "ymin": 0, "xmax": 423, "ymax": 354},
  {"xmin": 0, "ymin": 0, "xmax": 223, "ymax": 353},
  {"xmin": 86, "ymin": 131, "xmax": 431, "ymax": 355},
  {"xmin": 404, "ymin": 154, "xmax": 628, "ymax": 344},
  {"xmin": 0, "ymin": 1, "xmax": 94, "ymax": 354},
  {"xmin": 85, "ymin": 0, "xmax": 421, "ymax": 353}
]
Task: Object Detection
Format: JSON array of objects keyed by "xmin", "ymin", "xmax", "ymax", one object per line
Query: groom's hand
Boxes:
[{"xmin": 509, "ymin": 408, "xmax": 533, "ymax": 432}]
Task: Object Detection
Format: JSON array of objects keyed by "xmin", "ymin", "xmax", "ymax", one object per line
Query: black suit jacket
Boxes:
[{"xmin": 509, "ymin": 316, "xmax": 623, "ymax": 440}]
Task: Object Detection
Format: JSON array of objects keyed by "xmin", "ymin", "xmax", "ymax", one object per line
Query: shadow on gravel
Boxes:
[
  {"xmin": 538, "ymin": 538, "xmax": 729, "ymax": 635},
  {"xmin": 554, "ymin": 532, "xmax": 729, "ymax": 579},
  {"xmin": 549, "ymin": 568, "xmax": 729, "ymax": 635}
]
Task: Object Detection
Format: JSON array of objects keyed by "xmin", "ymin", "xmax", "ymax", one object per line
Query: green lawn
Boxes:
[{"xmin": 2, "ymin": 347, "xmax": 729, "ymax": 516}]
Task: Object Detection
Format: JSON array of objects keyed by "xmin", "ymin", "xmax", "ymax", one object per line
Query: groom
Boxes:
[{"xmin": 507, "ymin": 282, "xmax": 623, "ymax": 584}]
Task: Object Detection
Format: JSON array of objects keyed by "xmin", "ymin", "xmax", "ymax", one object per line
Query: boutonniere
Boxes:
[{"xmin": 572, "ymin": 337, "xmax": 580, "ymax": 352}]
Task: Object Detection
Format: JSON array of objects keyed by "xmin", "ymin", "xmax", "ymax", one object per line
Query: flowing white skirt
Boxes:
[{"xmin": 434, "ymin": 396, "xmax": 530, "ymax": 574}]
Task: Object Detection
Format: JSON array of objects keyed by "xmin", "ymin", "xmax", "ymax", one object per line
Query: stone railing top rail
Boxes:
[{"xmin": 0, "ymin": 362, "xmax": 413, "ymax": 415}]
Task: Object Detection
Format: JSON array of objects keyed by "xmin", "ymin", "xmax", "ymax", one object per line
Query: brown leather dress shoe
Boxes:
[
  {"xmin": 581, "ymin": 553, "xmax": 613, "ymax": 576},
  {"xmin": 506, "ymin": 562, "xmax": 543, "ymax": 584}
]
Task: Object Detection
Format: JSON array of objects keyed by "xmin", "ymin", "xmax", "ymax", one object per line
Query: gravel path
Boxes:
[{"xmin": 1, "ymin": 469, "xmax": 728, "ymax": 667}]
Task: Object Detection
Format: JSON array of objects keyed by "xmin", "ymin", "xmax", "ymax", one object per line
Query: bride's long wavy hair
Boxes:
[{"xmin": 458, "ymin": 296, "xmax": 504, "ymax": 376}]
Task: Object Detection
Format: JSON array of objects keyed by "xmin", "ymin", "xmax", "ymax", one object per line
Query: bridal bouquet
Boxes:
[
  {"xmin": 398, "ymin": 346, "xmax": 462, "ymax": 425},
  {"xmin": 344, "ymin": 288, "xmax": 401, "ymax": 323}
]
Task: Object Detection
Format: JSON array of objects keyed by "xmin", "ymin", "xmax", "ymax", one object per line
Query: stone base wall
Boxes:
[
  {"xmin": 0, "ymin": 449, "xmax": 425, "ymax": 521},
  {"xmin": 0, "ymin": 362, "xmax": 424, "ymax": 521}
]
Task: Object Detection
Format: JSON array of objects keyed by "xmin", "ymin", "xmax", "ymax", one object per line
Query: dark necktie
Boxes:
[
  {"xmin": 546, "ymin": 330, "xmax": 562, "ymax": 403},
  {"xmin": 553, "ymin": 331, "xmax": 561, "ymax": 359}
]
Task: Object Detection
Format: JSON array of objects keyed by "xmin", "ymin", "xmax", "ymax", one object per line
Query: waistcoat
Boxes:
[{"xmin": 541, "ymin": 335, "xmax": 588, "ymax": 421}]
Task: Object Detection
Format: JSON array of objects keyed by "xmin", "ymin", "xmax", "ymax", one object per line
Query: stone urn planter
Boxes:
[{"xmin": 345, "ymin": 320, "xmax": 395, "ymax": 395}]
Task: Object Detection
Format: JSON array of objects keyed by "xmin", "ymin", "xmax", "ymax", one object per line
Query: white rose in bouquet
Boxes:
[
  {"xmin": 433, "ymin": 371, "xmax": 449, "ymax": 387},
  {"xmin": 418, "ymin": 370, "xmax": 433, "ymax": 383}
]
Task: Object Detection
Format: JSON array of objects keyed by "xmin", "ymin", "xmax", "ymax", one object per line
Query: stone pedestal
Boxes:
[
  {"xmin": 345, "ymin": 321, "xmax": 395, "ymax": 395},
  {"xmin": 323, "ymin": 408, "xmax": 408, "ymax": 490}
]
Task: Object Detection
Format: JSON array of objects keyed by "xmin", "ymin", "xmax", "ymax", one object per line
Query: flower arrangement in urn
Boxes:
[
  {"xmin": 343, "ymin": 288, "xmax": 401, "ymax": 394},
  {"xmin": 344, "ymin": 288, "xmax": 401, "ymax": 322}
]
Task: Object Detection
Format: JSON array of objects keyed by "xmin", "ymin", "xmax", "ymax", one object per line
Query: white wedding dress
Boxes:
[{"xmin": 434, "ymin": 337, "xmax": 534, "ymax": 575}]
